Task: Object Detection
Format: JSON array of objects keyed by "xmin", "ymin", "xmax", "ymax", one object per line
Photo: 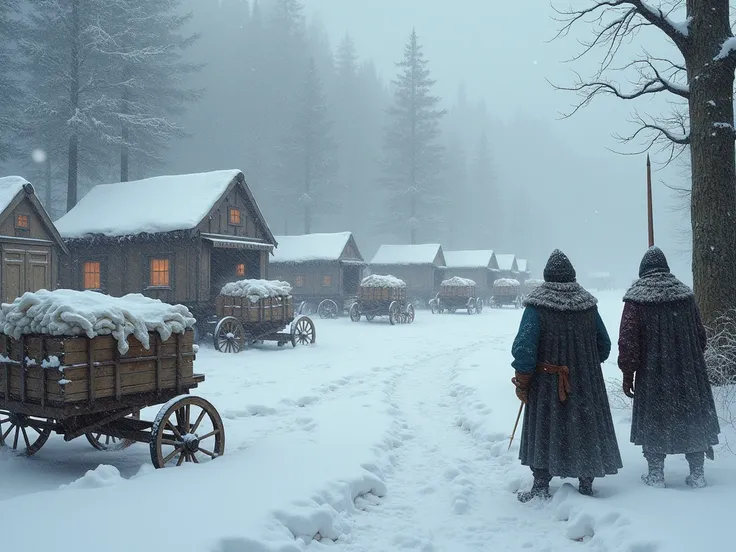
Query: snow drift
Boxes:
[{"xmin": 0, "ymin": 289, "xmax": 195, "ymax": 354}]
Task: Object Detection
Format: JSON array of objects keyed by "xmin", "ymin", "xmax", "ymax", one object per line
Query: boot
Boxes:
[
  {"xmin": 642, "ymin": 452, "xmax": 666, "ymax": 488},
  {"xmin": 685, "ymin": 452, "xmax": 707, "ymax": 489},
  {"xmin": 578, "ymin": 477, "xmax": 594, "ymax": 496},
  {"xmin": 517, "ymin": 468, "xmax": 552, "ymax": 503}
]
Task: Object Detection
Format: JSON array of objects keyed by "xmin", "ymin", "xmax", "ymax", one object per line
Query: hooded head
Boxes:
[
  {"xmin": 543, "ymin": 249, "xmax": 576, "ymax": 283},
  {"xmin": 638, "ymin": 246, "xmax": 670, "ymax": 278}
]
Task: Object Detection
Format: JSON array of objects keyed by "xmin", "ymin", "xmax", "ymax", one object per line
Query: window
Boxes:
[
  {"xmin": 83, "ymin": 261, "xmax": 101, "ymax": 290},
  {"xmin": 15, "ymin": 214, "xmax": 29, "ymax": 229},
  {"xmin": 150, "ymin": 258, "xmax": 170, "ymax": 287},
  {"xmin": 236, "ymin": 263, "xmax": 246, "ymax": 277},
  {"xmin": 229, "ymin": 208, "xmax": 241, "ymax": 225},
  {"xmin": 295, "ymin": 275, "xmax": 305, "ymax": 287},
  {"xmin": 322, "ymin": 274, "xmax": 332, "ymax": 287}
]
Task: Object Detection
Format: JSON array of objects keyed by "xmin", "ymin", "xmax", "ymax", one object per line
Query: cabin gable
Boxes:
[
  {"xmin": 195, "ymin": 176, "xmax": 274, "ymax": 245},
  {"xmin": 339, "ymin": 235, "xmax": 364, "ymax": 262},
  {"xmin": 433, "ymin": 247, "xmax": 446, "ymax": 267}
]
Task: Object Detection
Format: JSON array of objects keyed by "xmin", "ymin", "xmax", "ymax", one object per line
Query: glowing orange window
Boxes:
[
  {"xmin": 150, "ymin": 259, "xmax": 170, "ymax": 287},
  {"xmin": 229, "ymin": 208, "xmax": 241, "ymax": 225},
  {"xmin": 322, "ymin": 275, "xmax": 332, "ymax": 287},
  {"xmin": 236, "ymin": 263, "xmax": 246, "ymax": 277},
  {"xmin": 295, "ymin": 275, "xmax": 305, "ymax": 287},
  {"xmin": 83, "ymin": 261, "xmax": 101, "ymax": 290},
  {"xmin": 15, "ymin": 214, "xmax": 29, "ymax": 229}
]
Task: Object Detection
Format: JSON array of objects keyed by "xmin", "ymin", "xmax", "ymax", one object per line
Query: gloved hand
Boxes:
[
  {"xmin": 622, "ymin": 372, "xmax": 635, "ymax": 398},
  {"xmin": 512, "ymin": 371, "xmax": 533, "ymax": 404}
]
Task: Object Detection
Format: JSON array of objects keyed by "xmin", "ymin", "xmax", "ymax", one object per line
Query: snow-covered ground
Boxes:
[{"xmin": 1, "ymin": 291, "xmax": 734, "ymax": 552}]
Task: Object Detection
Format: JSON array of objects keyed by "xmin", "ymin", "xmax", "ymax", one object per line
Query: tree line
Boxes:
[{"xmin": 0, "ymin": 0, "xmax": 502, "ymax": 253}]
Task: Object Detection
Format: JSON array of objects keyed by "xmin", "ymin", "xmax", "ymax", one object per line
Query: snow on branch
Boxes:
[{"xmin": 553, "ymin": 1, "xmax": 690, "ymax": 68}]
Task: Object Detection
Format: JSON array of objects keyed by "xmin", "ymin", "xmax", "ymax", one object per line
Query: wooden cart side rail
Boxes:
[{"xmin": 0, "ymin": 383, "xmax": 201, "ymax": 421}]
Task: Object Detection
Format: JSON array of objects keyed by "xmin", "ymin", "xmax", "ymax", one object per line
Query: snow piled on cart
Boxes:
[
  {"xmin": 441, "ymin": 276, "xmax": 476, "ymax": 287},
  {"xmin": 220, "ymin": 278, "xmax": 292, "ymax": 301},
  {"xmin": 0, "ymin": 289, "xmax": 195, "ymax": 354},
  {"xmin": 493, "ymin": 278, "xmax": 520, "ymax": 287},
  {"xmin": 360, "ymin": 274, "xmax": 406, "ymax": 288}
]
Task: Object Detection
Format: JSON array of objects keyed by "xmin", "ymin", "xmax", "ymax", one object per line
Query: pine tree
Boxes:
[
  {"xmin": 0, "ymin": 0, "xmax": 21, "ymax": 164},
  {"xmin": 471, "ymin": 130, "xmax": 494, "ymax": 245},
  {"xmin": 336, "ymin": 34, "xmax": 358, "ymax": 86},
  {"xmin": 380, "ymin": 29, "xmax": 446, "ymax": 244},
  {"xmin": 289, "ymin": 58, "xmax": 337, "ymax": 233},
  {"xmin": 101, "ymin": 0, "xmax": 201, "ymax": 182}
]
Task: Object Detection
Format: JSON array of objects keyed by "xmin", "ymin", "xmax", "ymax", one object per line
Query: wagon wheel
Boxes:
[
  {"xmin": 85, "ymin": 410, "xmax": 141, "ymax": 451},
  {"xmin": 475, "ymin": 298, "xmax": 484, "ymax": 314},
  {"xmin": 213, "ymin": 316, "xmax": 248, "ymax": 353},
  {"xmin": 318, "ymin": 299, "xmax": 339, "ymax": 320},
  {"xmin": 467, "ymin": 297, "xmax": 476, "ymax": 315},
  {"xmin": 430, "ymin": 295, "xmax": 440, "ymax": 314},
  {"xmin": 389, "ymin": 301, "xmax": 400, "ymax": 326},
  {"xmin": 349, "ymin": 302, "xmax": 361, "ymax": 322},
  {"xmin": 0, "ymin": 410, "xmax": 53, "ymax": 456},
  {"xmin": 291, "ymin": 316, "xmax": 316, "ymax": 346},
  {"xmin": 150, "ymin": 396, "xmax": 225, "ymax": 468},
  {"xmin": 406, "ymin": 303, "xmax": 416, "ymax": 324}
]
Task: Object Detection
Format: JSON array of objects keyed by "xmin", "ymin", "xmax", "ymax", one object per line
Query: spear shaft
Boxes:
[
  {"xmin": 647, "ymin": 154, "xmax": 654, "ymax": 247},
  {"xmin": 508, "ymin": 401, "xmax": 524, "ymax": 451}
]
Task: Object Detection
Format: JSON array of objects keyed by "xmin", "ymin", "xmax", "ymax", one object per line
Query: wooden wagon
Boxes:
[
  {"xmin": 522, "ymin": 278, "xmax": 544, "ymax": 298},
  {"xmin": 490, "ymin": 278, "xmax": 522, "ymax": 308},
  {"xmin": 0, "ymin": 328, "xmax": 225, "ymax": 467},
  {"xmin": 349, "ymin": 275, "xmax": 415, "ymax": 325},
  {"xmin": 430, "ymin": 276, "xmax": 483, "ymax": 315},
  {"xmin": 211, "ymin": 279, "xmax": 316, "ymax": 353}
]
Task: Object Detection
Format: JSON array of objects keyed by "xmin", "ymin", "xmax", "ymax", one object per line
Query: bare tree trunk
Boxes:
[
  {"xmin": 687, "ymin": 0, "xmax": 736, "ymax": 327},
  {"xmin": 44, "ymin": 149, "xmax": 52, "ymax": 214},
  {"xmin": 120, "ymin": 80, "xmax": 130, "ymax": 182},
  {"xmin": 66, "ymin": 0, "xmax": 80, "ymax": 212}
]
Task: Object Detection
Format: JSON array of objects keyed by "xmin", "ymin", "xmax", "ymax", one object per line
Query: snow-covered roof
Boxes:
[
  {"xmin": 370, "ymin": 244, "xmax": 445, "ymax": 266},
  {"xmin": 517, "ymin": 259, "xmax": 528, "ymax": 273},
  {"xmin": 271, "ymin": 232, "xmax": 362, "ymax": 263},
  {"xmin": 443, "ymin": 250, "xmax": 496, "ymax": 269},
  {"xmin": 441, "ymin": 276, "xmax": 476, "ymax": 287},
  {"xmin": 55, "ymin": 169, "xmax": 272, "ymax": 242},
  {"xmin": 361, "ymin": 274, "xmax": 406, "ymax": 288},
  {"xmin": 0, "ymin": 176, "xmax": 29, "ymax": 215},
  {"xmin": 0, "ymin": 289, "xmax": 195, "ymax": 355},
  {"xmin": 220, "ymin": 279, "xmax": 292, "ymax": 301},
  {"xmin": 495, "ymin": 254, "xmax": 517, "ymax": 272}
]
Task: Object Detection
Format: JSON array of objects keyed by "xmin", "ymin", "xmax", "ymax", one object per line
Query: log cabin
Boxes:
[
  {"xmin": 54, "ymin": 170, "xmax": 276, "ymax": 323},
  {"xmin": 443, "ymin": 250, "xmax": 500, "ymax": 302},
  {"xmin": 268, "ymin": 232, "xmax": 365, "ymax": 315},
  {"xmin": 495, "ymin": 254, "xmax": 519, "ymax": 282},
  {"xmin": 0, "ymin": 176, "xmax": 67, "ymax": 303},
  {"xmin": 369, "ymin": 244, "xmax": 446, "ymax": 306}
]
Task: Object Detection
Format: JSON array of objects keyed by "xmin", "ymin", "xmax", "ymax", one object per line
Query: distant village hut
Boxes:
[
  {"xmin": 55, "ymin": 170, "xmax": 276, "ymax": 329},
  {"xmin": 0, "ymin": 176, "xmax": 68, "ymax": 303},
  {"xmin": 494, "ymin": 254, "xmax": 519, "ymax": 281},
  {"xmin": 443, "ymin": 250, "xmax": 499, "ymax": 303},
  {"xmin": 268, "ymin": 232, "xmax": 365, "ymax": 318},
  {"xmin": 369, "ymin": 244, "xmax": 446, "ymax": 307},
  {"xmin": 516, "ymin": 258, "xmax": 530, "ymax": 284}
]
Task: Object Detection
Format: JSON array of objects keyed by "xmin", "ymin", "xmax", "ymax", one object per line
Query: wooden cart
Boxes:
[
  {"xmin": 212, "ymin": 290, "xmax": 316, "ymax": 353},
  {"xmin": 0, "ymin": 329, "xmax": 226, "ymax": 467},
  {"xmin": 522, "ymin": 278, "xmax": 544, "ymax": 299},
  {"xmin": 490, "ymin": 278, "xmax": 522, "ymax": 308},
  {"xmin": 349, "ymin": 275, "xmax": 415, "ymax": 325},
  {"xmin": 430, "ymin": 277, "xmax": 483, "ymax": 315}
]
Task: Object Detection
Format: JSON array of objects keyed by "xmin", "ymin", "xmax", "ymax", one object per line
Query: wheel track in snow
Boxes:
[
  {"xmin": 221, "ymin": 337, "xmax": 493, "ymax": 449},
  {"xmin": 334, "ymin": 340, "xmax": 580, "ymax": 552}
]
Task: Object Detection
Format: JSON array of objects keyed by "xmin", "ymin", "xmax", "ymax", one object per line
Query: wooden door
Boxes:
[
  {"xmin": 1, "ymin": 247, "xmax": 51, "ymax": 303},
  {"xmin": 2, "ymin": 249, "xmax": 26, "ymax": 303}
]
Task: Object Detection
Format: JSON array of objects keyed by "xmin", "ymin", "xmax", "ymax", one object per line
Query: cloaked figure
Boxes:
[
  {"xmin": 618, "ymin": 246, "xmax": 720, "ymax": 488},
  {"xmin": 511, "ymin": 250, "xmax": 622, "ymax": 502}
]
